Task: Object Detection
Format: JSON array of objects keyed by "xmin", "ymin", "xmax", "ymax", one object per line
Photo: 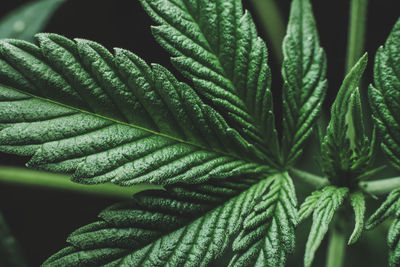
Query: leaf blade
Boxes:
[
  {"xmin": 321, "ymin": 54, "xmax": 368, "ymax": 181},
  {"xmin": 282, "ymin": 0, "xmax": 327, "ymax": 166},
  {"xmin": 304, "ymin": 186, "xmax": 348, "ymax": 267},
  {"xmin": 229, "ymin": 172, "xmax": 298, "ymax": 267},
  {"xmin": 43, "ymin": 176, "xmax": 271, "ymax": 266},
  {"xmin": 348, "ymin": 191, "xmax": 366, "ymax": 245},
  {"xmin": 0, "ymin": 34, "xmax": 269, "ymax": 186},
  {"xmin": 140, "ymin": 0, "xmax": 280, "ymax": 168},
  {"xmin": 369, "ymin": 17, "xmax": 400, "ymax": 170}
]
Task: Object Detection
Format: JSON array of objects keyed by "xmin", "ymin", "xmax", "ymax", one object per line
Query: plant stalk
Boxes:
[
  {"xmin": 325, "ymin": 227, "xmax": 346, "ymax": 267},
  {"xmin": 250, "ymin": 0, "xmax": 285, "ymax": 64},
  {"xmin": 345, "ymin": 0, "xmax": 368, "ymax": 73},
  {"xmin": 360, "ymin": 176, "xmax": 400, "ymax": 195},
  {"xmin": 0, "ymin": 166, "xmax": 162, "ymax": 198},
  {"xmin": 289, "ymin": 168, "xmax": 329, "ymax": 188}
]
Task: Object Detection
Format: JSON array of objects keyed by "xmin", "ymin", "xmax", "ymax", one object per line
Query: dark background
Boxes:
[{"xmin": 0, "ymin": 0, "xmax": 399, "ymax": 266}]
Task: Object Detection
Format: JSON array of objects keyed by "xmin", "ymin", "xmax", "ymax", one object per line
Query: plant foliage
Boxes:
[
  {"xmin": 366, "ymin": 16, "xmax": 400, "ymax": 267},
  {"xmin": 281, "ymin": 0, "xmax": 327, "ymax": 166},
  {"xmin": 320, "ymin": 53, "xmax": 374, "ymax": 185},
  {"xmin": 0, "ymin": 34, "xmax": 270, "ymax": 186},
  {"xmin": 299, "ymin": 186, "xmax": 348, "ymax": 267},
  {"xmin": 230, "ymin": 173, "xmax": 297, "ymax": 267},
  {"xmin": 0, "ymin": 0, "xmax": 399, "ymax": 266},
  {"xmin": 366, "ymin": 188, "xmax": 400, "ymax": 267},
  {"xmin": 0, "ymin": 0, "xmax": 327, "ymax": 264},
  {"xmin": 369, "ymin": 18, "xmax": 400, "ymax": 171}
]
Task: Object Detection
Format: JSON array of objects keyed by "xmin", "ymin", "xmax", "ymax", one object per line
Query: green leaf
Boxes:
[
  {"xmin": 346, "ymin": 88, "xmax": 365, "ymax": 149},
  {"xmin": 369, "ymin": 17, "xmax": 400, "ymax": 170},
  {"xmin": 298, "ymin": 188, "xmax": 323, "ymax": 223},
  {"xmin": 348, "ymin": 191, "xmax": 366, "ymax": 245},
  {"xmin": 366, "ymin": 188, "xmax": 400, "ymax": 267},
  {"xmin": 0, "ymin": 34, "xmax": 270, "ymax": 186},
  {"xmin": 281, "ymin": 0, "xmax": 327, "ymax": 166},
  {"xmin": 0, "ymin": 0, "xmax": 65, "ymax": 42},
  {"xmin": 43, "ymin": 175, "xmax": 273, "ymax": 266},
  {"xmin": 321, "ymin": 54, "xmax": 368, "ymax": 182},
  {"xmin": 366, "ymin": 188, "xmax": 400, "ymax": 230},
  {"xmin": 229, "ymin": 172, "xmax": 297, "ymax": 267},
  {"xmin": 140, "ymin": 0, "xmax": 280, "ymax": 168},
  {"xmin": 0, "ymin": 212, "xmax": 27, "ymax": 267},
  {"xmin": 304, "ymin": 186, "xmax": 348, "ymax": 267},
  {"xmin": 388, "ymin": 217, "xmax": 400, "ymax": 267}
]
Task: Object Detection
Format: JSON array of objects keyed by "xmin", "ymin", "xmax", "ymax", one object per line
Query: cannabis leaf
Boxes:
[
  {"xmin": 230, "ymin": 173, "xmax": 297, "ymax": 267},
  {"xmin": 367, "ymin": 188, "xmax": 400, "ymax": 229},
  {"xmin": 298, "ymin": 189, "xmax": 322, "ymax": 223},
  {"xmin": 281, "ymin": 0, "xmax": 327, "ymax": 166},
  {"xmin": 388, "ymin": 218, "xmax": 400, "ymax": 267},
  {"xmin": 301, "ymin": 186, "xmax": 348, "ymax": 267},
  {"xmin": 348, "ymin": 191, "xmax": 366, "ymax": 245},
  {"xmin": 0, "ymin": 34, "xmax": 271, "ymax": 186},
  {"xmin": 43, "ymin": 175, "xmax": 276, "ymax": 266},
  {"xmin": 321, "ymin": 54, "xmax": 372, "ymax": 184},
  {"xmin": 366, "ymin": 188, "xmax": 400, "ymax": 267},
  {"xmin": 367, "ymin": 16, "xmax": 400, "ymax": 267},
  {"xmin": 0, "ymin": 0, "xmax": 65, "ymax": 42},
  {"xmin": 140, "ymin": 0, "xmax": 280, "ymax": 168},
  {"xmin": 369, "ymin": 17, "xmax": 400, "ymax": 170}
]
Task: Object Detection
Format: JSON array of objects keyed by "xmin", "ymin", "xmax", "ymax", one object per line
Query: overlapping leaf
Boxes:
[
  {"xmin": 367, "ymin": 188, "xmax": 400, "ymax": 229},
  {"xmin": 369, "ymin": 17, "xmax": 400, "ymax": 170},
  {"xmin": 367, "ymin": 188, "xmax": 400, "ymax": 267},
  {"xmin": 321, "ymin": 54, "xmax": 371, "ymax": 183},
  {"xmin": 348, "ymin": 191, "xmax": 366, "ymax": 244},
  {"xmin": 0, "ymin": 34, "xmax": 270, "ymax": 186},
  {"xmin": 0, "ymin": 0, "xmax": 65, "ymax": 42},
  {"xmin": 281, "ymin": 0, "xmax": 327, "ymax": 166},
  {"xmin": 388, "ymin": 217, "xmax": 400, "ymax": 267},
  {"xmin": 140, "ymin": 0, "xmax": 280, "ymax": 168},
  {"xmin": 43, "ymin": 175, "xmax": 272, "ymax": 266},
  {"xmin": 301, "ymin": 186, "xmax": 348, "ymax": 267},
  {"xmin": 229, "ymin": 172, "xmax": 297, "ymax": 267},
  {"xmin": 298, "ymin": 189, "xmax": 322, "ymax": 223}
]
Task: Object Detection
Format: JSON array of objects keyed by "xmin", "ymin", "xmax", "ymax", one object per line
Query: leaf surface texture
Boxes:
[
  {"xmin": 43, "ymin": 176, "xmax": 272, "ymax": 266},
  {"xmin": 367, "ymin": 188, "xmax": 400, "ymax": 267},
  {"xmin": 0, "ymin": 34, "xmax": 269, "ymax": 186},
  {"xmin": 229, "ymin": 173, "xmax": 297, "ymax": 267},
  {"xmin": 281, "ymin": 0, "xmax": 327, "ymax": 165},
  {"xmin": 369, "ymin": 18, "xmax": 400, "ymax": 170},
  {"xmin": 303, "ymin": 186, "xmax": 348, "ymax": 267},
  {"xmin": 140, "ymin": 0, "xmax": 280, "ymax": 168},
  {"xmin": 321, "ymin": 54, "xmax": 370, "ymax": 182}
]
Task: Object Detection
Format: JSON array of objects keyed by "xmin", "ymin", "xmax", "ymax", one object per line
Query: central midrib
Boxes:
[{"xmin": 8, "ymin": 84, "xmax": 269, "ymax": 168}]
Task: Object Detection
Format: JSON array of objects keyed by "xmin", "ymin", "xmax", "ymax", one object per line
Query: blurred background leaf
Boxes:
[
  {"xmin": 0, "ymin": 212, "xmax": 27, "ymax": 267},
  {"xmin": 0, "ymin": 0, "xmax": 65, "ymax": 42}
]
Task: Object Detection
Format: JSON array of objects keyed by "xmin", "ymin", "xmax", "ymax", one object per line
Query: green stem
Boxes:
[
  {"xmin": 0, "ymin": 166, "xmax": 162, "ymax": 198},
  {"xmin": 345, "ymin": 0, "xmax": 368, "ymax": 73},
  {"xmin": 250, "ymin": 0, "xmax": 285, "ymax": 64},
  {"xmin": 359, "ymin": 176, "xmax": 400, "ymax": 195},
  {"xmin": 325, "ymin": 227, "xmax": 346, "ymax": 267},
  {"xmin": 289, "ymin": 168, "xmax": 329, "ymax": 188}
]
